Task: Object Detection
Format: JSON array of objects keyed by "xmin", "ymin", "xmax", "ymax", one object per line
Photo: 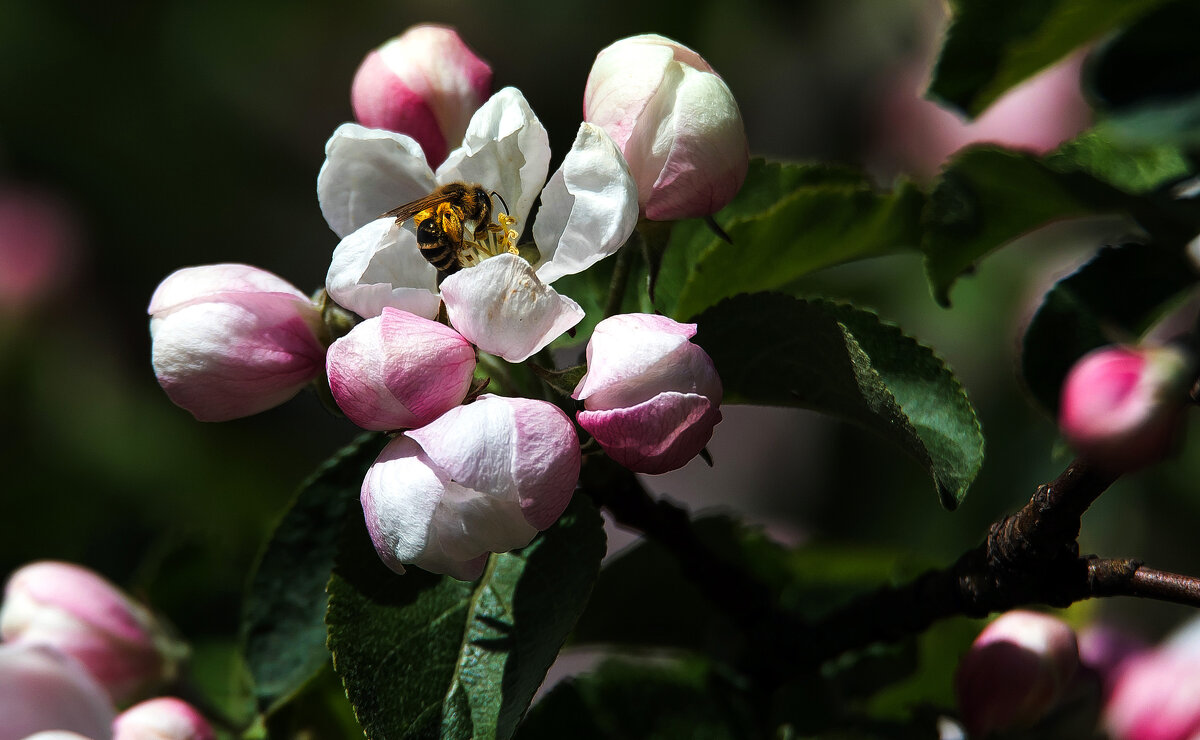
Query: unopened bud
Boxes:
[
  {"xmin": 1, "ymin": 561, "xmax": 184, "ymax": 705},
  {"xmin": 0, "ymin": 642, "xmax": 115, "ymax": 740},
  {"xmin": 955, "ymin": 610, "xmax": 1080, "ymax": 737},
  {"xmin": 584, "ymin": 34, "xmax": 748, "ymax": 221},
  {"xmin": 113, "ymin": 698, "xmax": 214, "ymax": 740},
  {"xmin": 351, "ymin": 25, "xmax": 492, "ymax": 168},
  {"xmin": 1058, "ymin": 344, "xmax": 1192, "ymax": 472}
]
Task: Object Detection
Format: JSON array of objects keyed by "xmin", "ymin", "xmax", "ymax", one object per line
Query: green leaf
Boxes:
[
  {"xmin": 326, "ymin": 494, "xmax": 606, "ymax": 740},
  {"xmin": 572, "ymin": 515, "xmax": 910, "ymax": 657},
  {"xmin": 1021, "ymin": 242, "xmax": 1198, "ymax": 416},
  {"xmin": 1047, "ymin": 131, "xmax": 1193, "ymax": 195},
  {"xmin": 653, "ymin": 160, "xmax": 924, "ymax": 321},
  {"xmin": 1087, "ymin": 0, "xmax": 1200, "ymax": 147},
  {"xmin": 929, "ymin": 0, "xmax": 1170, "ymax": 117},
  {"xmin": 240, "ymin": 432, "xmax": 387, "ymax": 716},
  {"xmin": 693, "ymin": 294, "xmax": 983, "ymax": 509},
  {"xmin": 920, "ymin": 147, "xmax": 1130, "ymax": 307},
  {"xmin": 517, "ymin": 655, "xmax": 758, "ymax": 740}
]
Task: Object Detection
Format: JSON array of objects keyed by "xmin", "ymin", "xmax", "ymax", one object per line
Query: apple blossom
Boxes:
[
  {"xmin": 149, "ymin": 264, "xmax": 327, "ymax": 422},
  {"xmin": 1, "ymin": 561, "xmax": 184, "ymax": 706},
  {"xmin": 326, "ymin": 307, "xmax": 476, "ymax": 430},
  {"xmin": 1104, "ymin": 615, "xmax": 1200, "ymax": 740},
  {"xmin": 361, "ymin": 394, "xmax": 580, "ymax": 580},
  {"xmin": 573, "ymin": 313, "xmax": 722, "ymax": 474},
  {"xmin": 0, "ymin": 642, "xmax": 115, "ymax": 740},
  {"xmin": 351, "ymin": 25, "xmax": 492, "ymax": 168},
  {"xmin": 1058, "ymin": 344, "xmax": 1193, "ymax": 472},
  {"xmin": 584, "ymin": 34, "xmax": 748, "ymax": 221},
  {"xmin": 955, "ymin": 610, "xmax": 1081, "ymax": 738},
  {"xmin": 112, "ymin": 698, "xmax": 214, "ymax": 740},
  {"xmin": 320, "ymin": 87, "xmax": 637, "ymax": 362}
]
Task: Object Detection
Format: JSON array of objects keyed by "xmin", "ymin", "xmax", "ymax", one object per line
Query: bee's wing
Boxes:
[{"xmin": 382, "ymin": 193, "xmax": 456, "ymax": 223}]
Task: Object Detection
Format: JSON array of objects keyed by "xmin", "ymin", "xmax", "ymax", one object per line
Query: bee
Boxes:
[{"xmin": 383, "ymin": 182, "xmax": 515, "ymax": 284}]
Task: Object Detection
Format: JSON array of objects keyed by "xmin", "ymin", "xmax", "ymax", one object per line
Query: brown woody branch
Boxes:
[{"xmin": 583, "ymin": 454, "xmax": 1200, "ymax": 676}]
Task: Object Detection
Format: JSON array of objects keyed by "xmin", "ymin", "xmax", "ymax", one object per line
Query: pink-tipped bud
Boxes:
[
  {"xmin": 955, "ymin": 610, "xmax": 1080, "ymax": 737},
  {"xmin": 1058, "ymin": 344, "xmax": 1193, "ymax": 473},
  {"xmin": 584, "ymin": 34, "xmax": 748, "ymax": 221},
  {"xmin": 149, "ymin": 264, "xmax": 327, "ymax": 422},
  {"xmin": 350, "ymin": 25, "xmax": 492, "ymax": 168},
  {"xmin": 0, "ymin": 561, "xmax": 185, "ymax": 706},
  {"xmin": 0, "ymin": 643, "xmax": 115, "ymax": 740},
  {"xmin": 573, "ymin": 313, "xmax": 722, "ymax": 474},
  {"xmin": 113, "ymin": 698, "xmax": 215, "ymax": 740},
  {"xmin": 1104, "ymin": 615, "xmax": 1200, "ymax": 740},
  {"xmin": 0, "ymin": 184, "xmax": 79, "ymax": 315},
  {"xmin": 325, "ymin": 307, "xmax": 476, "ymax": 430}
]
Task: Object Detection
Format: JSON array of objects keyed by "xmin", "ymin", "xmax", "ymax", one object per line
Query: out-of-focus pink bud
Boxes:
[
  {"xmin": 149, "ymin": 264, "xmax": 327, "ymax": 422},
  {"xmin": 350, "ymin": 25, "xmax": 492, "ymax": 168},
  {"xmin": 1078, "ymin": 622, "xmax": 1149, "ymax": 696},
  {"xmin": 1105, "ymin": 615, "xmax": 1200, "ymax": 740},
  {"xmin": 112, "ymin": 698, "xmax": 214, "ymax": 740},
  {"xmin": 1058, "ymin": 344, "xmax": 1192, "ymax": 473},
  {"xmin": 573, "ymin": 314, "xmax": 722, "ymax": 474},
  {"xmin": 0, "ymin": 561, "xmax": 184, "ymax": 706},
  {"xmin": 0, "ymin": 642, "xmax": 115, "ymax": 740},
  {"xmin": 955, "ymin": 610, "xmax": 1080, "ymax": 738},
  {"xmin": 584, "ymin": 34, "xmax": 748, "ymax": 221},
  {"xmin": 0, "ymin": 185, "xmax": 80, "ymax": 316},
  {"xmin": 361, "ymin": 394, "xmax": 580, "ymax": 580},
  {"xmin": 326, "ymin": 307, "xmax": 475, "ymax": 430}
]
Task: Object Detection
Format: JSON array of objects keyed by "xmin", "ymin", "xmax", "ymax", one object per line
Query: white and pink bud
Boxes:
[
  {"xmin": 112, "ymin": 698, "xmax": 214, "ymax": 740},
  {"xmin": 584, "ymin": 34, "xmax": 748, "ymax": 221},
  {"xmin": 361, "ymin": 394, "xmax": 580, "ymax": 580},
  {"xmin": 1058, "ymin": 344, "xmax": 1193, "ymax": 473},
  {"xmin": 0, "ymin": 642, "xmax": 115, "ymax": 740},
  {"xmin": 573, "ymin": 314, "xmax": 722, "ymax": 474},
  {"xmin": 149, "ymin": 264, "xmax": 327, "ymax": 422},
  {"xmin": 350, "ymin": 25, "xmax": 492, "ymax": 168},
  {"xmin": 326, "ymin": 307, "xmax": 476, "ymax": 430},
  {"xmin": 0, "ymin": 561, "xmax": 184, "ymax": 706},
  {"xmin": 1104, "ymin": 615, "xmax": 1200, "ymax": 740},
  {"xmin": 955, "ymin": 610, "xmax": 1081, "ymax": 738}
]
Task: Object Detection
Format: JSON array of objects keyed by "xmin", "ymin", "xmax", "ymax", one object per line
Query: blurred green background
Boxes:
[{"xmin": 1, "ymin": 0, "xmax": 1197, "ymax": 711}]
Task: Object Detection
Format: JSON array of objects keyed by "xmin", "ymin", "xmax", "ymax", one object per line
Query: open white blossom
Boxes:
[{"xmin": 320, "ymin": 87, "xmax": 638, "ymax": 362}]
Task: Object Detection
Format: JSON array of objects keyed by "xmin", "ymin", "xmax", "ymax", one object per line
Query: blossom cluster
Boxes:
[
  {"xmin": 147, "ymin": 28, "xmax": 743, "ymax": 579},
  {"xmin": 0, "ymin": 561, "xmax": 213, "ymax": 740},
  {"xmin": 953, "ymin": 609, "xmax": 1200, "ymax": 740}
]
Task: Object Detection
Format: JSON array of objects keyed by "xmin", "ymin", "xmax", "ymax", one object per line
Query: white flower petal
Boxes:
[
  {"xmin": 436, "ymin": 87, "xmax": 551, "ymax": 229},
  {"xmin": 326, "ymin": 217, "xmax": 441, "ymax": 319},
  {"xmin": 317, "ymin": 123, "xmax": 437, "ymax": 238},
  {"xmin": 532, "ymin": 123, "xmax": 639, "ymax": 283},
  {"xmin": 361, "ymin": 436, "xmax": 445, "ymax": 574},
  {"xmin": 440, "ymin": 254, "xmax": 584, "ymax": 362},
  {"xmin": 407, "ymin": 397, "xmax": 519, "ymax": 500}
]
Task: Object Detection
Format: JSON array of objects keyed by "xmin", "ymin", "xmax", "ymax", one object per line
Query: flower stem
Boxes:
[{"xmin": 603, "ymin": 241, "xmax": 635, "ymax": 319}]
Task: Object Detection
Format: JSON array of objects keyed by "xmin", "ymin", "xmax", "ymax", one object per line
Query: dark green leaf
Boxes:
[
  {"xmin": 528, "ymin": 363, "xmax": 587, "ymax": 398},
  {"xmin": 693, "ymin": 295, "xmax": 983, "ymax": 509},
  {"xmin": 1087, "ymin": 0, "xmax": 1200, "ymax": 147},
  {"xmin": 326, "ymin": 494, "xmax": 606, "ymax": 740},
  {"xmin": 653, "ymin": 161, "xmax": 924, "ymax": 321},
  {"xmin": 920, "ymin": 147, "xmax": 1133, "ymax": 307},
  {"xmin": 1047, "ymin": 131, "xmax": 1192, "ymax": 195},
  {"xmin": 1021, "ymin": 243, "xmax": 1198, "ymax": 415},
  {"xmin": 240, "ymin": 432, "xmax": 386, "ymax": 716},
  {"xmin": 929, "ymin": 0, "xmax": 1169, "ymax": 117},
  {"xmin": 517, "ymin": 655, "xmax": 757, "ymax": 740}
]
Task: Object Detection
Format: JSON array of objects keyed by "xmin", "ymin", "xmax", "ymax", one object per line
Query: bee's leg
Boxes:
[{"xmin": 437, "ymin": 202, "xmax": 464, "ymax": 244}]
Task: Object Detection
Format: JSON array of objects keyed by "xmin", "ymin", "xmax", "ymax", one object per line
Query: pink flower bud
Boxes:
[
  {"xmin": 1058, "ymin": 344, "xmax": 1192, "ymax": 472},
  {"xmin": 361, "ymin": 395, "xmax": 580, "ymax": 580},
  {"xmin": 1078, "ymin": 623, "xmax": 1149, "ymax": 696},
  {"xmin": 326, "ymin": 307, "xmax": 476, "ymax": 430},
  {"xmin": 1, "ymin": 561, "xmax": 184, "ymax": 706},
  {"xmin": 113, "ymin": 698, "xmax": 214, "ymax": 740},
  {"xmin": 0, "ymin": 184, "xmax": 79, "ymax": 315},
  {"xmin": 1104, "ymin": 616, "xmax": 1200, "ymax": 740},
  {"xmin": 0, "ymin": 642, "xmax": 115, "ymax": 740},
  {"xmin": 573, "ymin": 314, "xmax": 722, "ymax": 474},
  {"xmin": 148, "ymin": 264, "xmax": 327, "ymax": 422},
  {"xmin": 351, "ymin": 25, "xmax": 492, "ymax": 168},
  {"xmin": 584, "ymin": 34, "xmax": 748, "ymax": 221},
  {"xmin": 955, "ymin": 610, "xmax": 1080, "ymax": 738}
]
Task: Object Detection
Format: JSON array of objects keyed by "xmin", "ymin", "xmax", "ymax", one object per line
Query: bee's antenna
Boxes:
[{"xmin": 489, "ymin": 191, "xmax": 510, "ymax": 215}]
